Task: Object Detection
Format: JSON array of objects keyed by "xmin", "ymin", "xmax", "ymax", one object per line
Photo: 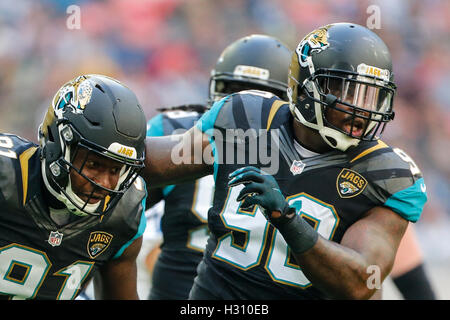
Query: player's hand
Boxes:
[
  {"xmin": 228, "ymin": 166, "xmax": 318, "ymax": 253},
  {"xmin": 228, "ymin": 166, "xmax": 295, "ymax": 224}
]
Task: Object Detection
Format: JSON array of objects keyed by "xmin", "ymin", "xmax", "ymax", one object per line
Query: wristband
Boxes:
[{"xmin": 274, "ymin": 212, "xmax": 319, "ymax": 254}]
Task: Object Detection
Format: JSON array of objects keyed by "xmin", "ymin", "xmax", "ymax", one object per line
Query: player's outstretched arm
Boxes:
[
  {"xmin": 94, "ymin": 237, "xmax": 142, "ymax": 300},
  {"xmin": 142, "ymin": 127, "xmax": 213, "ymax": 187}
]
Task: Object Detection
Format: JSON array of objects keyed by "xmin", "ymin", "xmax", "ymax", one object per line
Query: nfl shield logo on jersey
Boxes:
[
  {"xmin": 87, "ymin": 231, "xmax": 113, "ymax": 259},
  {"xmin": 48, "ymin": 231, "xmax": 63, "ymax": 247},
  {"xmin": 290, "ymin": 160, "xmax": 305, "ymax": 175}
]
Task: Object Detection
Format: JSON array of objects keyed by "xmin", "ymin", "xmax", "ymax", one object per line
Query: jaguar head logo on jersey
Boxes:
[
  {"xmin": 87, "ymin": 231, "xmax": 113, "ymax": 259},
  {"xmin": 336, "ymin": 168, "xmax": 367, "ymax": 198},
  {"xmin": 339, "ymin": 181, "xmax": 358, "ymax": 195},
  {"xmin": 296, "ymin": 25, "xmax": 331, "ymax": 67}
]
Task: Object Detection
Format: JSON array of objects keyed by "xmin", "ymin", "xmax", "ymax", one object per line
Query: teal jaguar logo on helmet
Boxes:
[
  {"xmin": 296, "ymin": 25, "xmax": 331, "ymax": 67},
  {"xmin": 53, "ymin": 75, "xmax": 93, "ymax": 114}
]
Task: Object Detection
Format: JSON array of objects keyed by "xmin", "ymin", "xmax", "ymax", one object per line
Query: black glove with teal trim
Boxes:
[
  {"xmin": 228, "ymin": 166, "xmax": 319, "ymax": 254},
  {"xmin": 228, "ymin": 166, "xmax": 295, "ymax": 226}
]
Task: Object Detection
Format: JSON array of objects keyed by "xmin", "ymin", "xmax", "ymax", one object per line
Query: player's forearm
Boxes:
[
  {"xmin": 95, "ymin": 238, "xmax": 142, "ymax": 300},
  {"xmin": 273, "ymin": 213, "xmax": 378, "ymax": 299},
  {"xmin": 142, "ymin": 133, "xmax": 212, "ymax": 187},
  {"xmin": 292, "ymin": 237, "xmax": 378, "ymax": 299}
]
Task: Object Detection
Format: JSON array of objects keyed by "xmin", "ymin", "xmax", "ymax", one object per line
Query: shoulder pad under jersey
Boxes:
[
  {"xmin": 196, "ymin": 90, "xmax": 289, "ymax": 134},
  {"xmin": 147, "ymin": 110, "xmax": 203, "ymax": 137},
  {"xmin": 349, "ymin": 140, "xmax": 426, "ymax": 222},
  {"xmin": 0, "ymin": 133, "xmax": 39, "ymax": 206},
  {"xmin": 108, "ymin": 176, "xmax": 147, "ymax": 259}
]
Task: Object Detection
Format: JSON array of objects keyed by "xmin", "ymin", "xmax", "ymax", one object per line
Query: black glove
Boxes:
[
  {"xmin": 228, "ymin": 166, "xmax": 295, "ymax": 226},
  {"xmin": 228, "ymin": 166, "xmax": 318, "ymax": 253}
]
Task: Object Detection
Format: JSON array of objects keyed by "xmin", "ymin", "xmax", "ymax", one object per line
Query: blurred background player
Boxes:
[
  {"xmin": 144, "ymin": 34, "xmax": 292, "ymax": 299},
  {"xmin": 388, "ymin": 224, "xmax": 436, "ymax": 299}
]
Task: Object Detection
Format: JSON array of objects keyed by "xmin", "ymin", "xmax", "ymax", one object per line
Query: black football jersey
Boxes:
[
  {"xmin": 146, "ymin": 110, "xmax": 214, "ymax": 299},
  {"xmin": 0, "ymin": 133, "xmax": 146, "ymax": 300},
  {"xmin": 191, "ymin": 90, "xmax": 427, "ymax": 299}
]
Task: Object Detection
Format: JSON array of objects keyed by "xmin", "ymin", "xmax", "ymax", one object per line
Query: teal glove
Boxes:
[{"xmin": 228, "ymin": 166, "xmax": 318, "ymax": 254}]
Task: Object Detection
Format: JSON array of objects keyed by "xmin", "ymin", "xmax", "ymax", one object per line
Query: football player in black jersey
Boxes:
[
  {"xmin": 145, "ymin": 34, "xmax": 292, "ymax": 299},
  {"xmin": 142, "ymin": 23, "xmax": 428, "ymax": 299},
  {"xmin": 0, "ymin": 74, "xmax": 147, "ymax": 299}
]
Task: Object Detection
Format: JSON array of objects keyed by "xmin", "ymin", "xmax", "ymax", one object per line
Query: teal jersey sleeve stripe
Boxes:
[
  {"xmin": 147, "ymin": 114, "xmax": 175, "ymax": 192},
  {"xmin": 195, "ymin": 97, "xmax": 229, "ymax": 181},
  {"xmin": 162, "ymin": 185, "xmax": 175, "ymax": 197},
  {"xmin": 113, "ymin": 187, "xmax": 148, "ymax": 259},
  {"xmin": 146, "ymin": 113, "xmax": 165, "ymax": 137},
  {"xmin": 209, "ymin": 135, "xmax": 218, "ymax": 182},
  {"xmin": 195, "ymin": 97, "xmax": 228, "ymax": 134},
  {"xmin": 384, "ymin": 178, "xmax": 427, "ymax": 222}
]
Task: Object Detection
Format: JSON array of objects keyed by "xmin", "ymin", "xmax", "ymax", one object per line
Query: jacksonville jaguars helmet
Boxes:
[
  {"xmin": 39, "ymin": 74, "xmax": 146, "ymax": 216},
  {"xmin": 209, "ymin": 34, "xmax": 292, "ymax": 104},
  {"xmin": 288, "ymin": 23, "xmax": 396, "ymax": 151}
]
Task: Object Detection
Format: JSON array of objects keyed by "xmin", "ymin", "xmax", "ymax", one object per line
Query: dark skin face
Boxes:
[
  {"xmin": 292, "ymin": 102, "xmax": 370, "ymax": 153},
  {"xmin": 325, "ymin": 104, "xmax": 369, "ymax": 138},
  {"xmin": 68, "ymin": 146, "xmax": 141, "ymax": 299},
  {"xmin": 70, "ymin": 147, "xmax": 124, "ymax": 204},
  {"xmin": 292, "ymin": 118, "xmax": 330, "ymax": 153},
  {"xmin": 323, "ymin": 78, "xmax": 375, "ymax": 139}
]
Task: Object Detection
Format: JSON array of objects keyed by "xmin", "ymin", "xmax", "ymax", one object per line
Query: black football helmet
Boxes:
[
  {"xmin": 288, "ymin": 23, "xmax": 396, "ymax": 151},
  {"xmin": 209, "ymin": 34, "xmax": 292, "ymax": 104},
  {"xmin": 39, "ymin": 74, "xmax": 146, "ymax": 216}
]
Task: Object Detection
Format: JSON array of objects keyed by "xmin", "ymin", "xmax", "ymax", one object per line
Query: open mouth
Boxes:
[
  {"xmin": 343, "ymin": 119, "xmax": 366, "ymax": 137},
  {"xmin": 79, "ymin": 193, "xmax": 104, "ymax": 204}
]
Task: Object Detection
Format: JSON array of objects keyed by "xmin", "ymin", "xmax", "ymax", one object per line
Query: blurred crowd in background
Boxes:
[{"xmin": 0, "ymin": 0, "xmax": 449, "ymax": 263}]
